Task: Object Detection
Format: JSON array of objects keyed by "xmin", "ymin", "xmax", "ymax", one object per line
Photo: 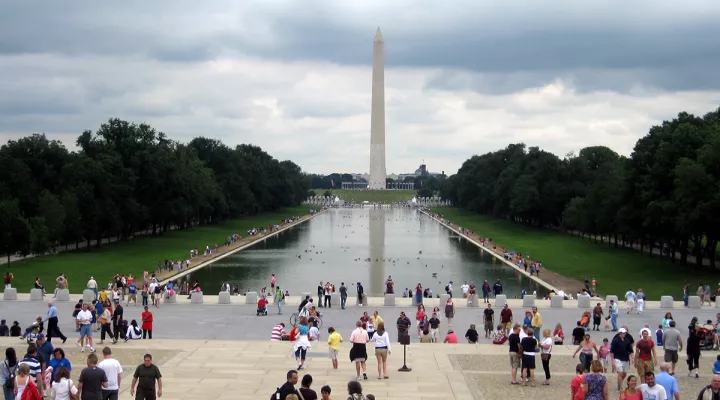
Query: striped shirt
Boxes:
[
  {"xmin": 19, "ymin": 356, "xmax": 40, "ymax": 382},
  {"xmin": 271, "ymin": 325, "xmax": 284, "ymax": 341}
]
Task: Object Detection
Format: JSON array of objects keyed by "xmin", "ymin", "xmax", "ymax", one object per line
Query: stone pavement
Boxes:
[{"xmin": 0, "ymin": 337, "xmax": 715, "ymax": 400}]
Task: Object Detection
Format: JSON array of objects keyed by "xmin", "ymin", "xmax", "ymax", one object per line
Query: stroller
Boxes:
[
  {"xmin": 257, "ymin": 297, "xmax": 268, "ymax": 316},
  {"xmin": 693, "ymin": 318, "xmax": 716, "ymax": 350},
  {"xmin": 21, "ymin": 317, "xmax": 44, "ymax": 344},
  {"xmin": 579, "ymin": 311, "xmax": 591, "ymax": 329}
]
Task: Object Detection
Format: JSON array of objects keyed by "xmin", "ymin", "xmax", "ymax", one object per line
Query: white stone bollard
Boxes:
[
  {"xmin": 191, "ymin": 291, "xmax": 204, "ymax": 304},
  {"xmin": 384, "ymin": 294, "xmax": 395, "ymax": 306},
  {"xmin": 165, "ymin": 293, "xmax": 177, "ymax": 304},
  {"xmin": 522, "ymin": 295, "xmax": 535, "ymax": 308},
  {"xmin": 577, "ymin": 295, "xmax": 592, "ymax": 309},
  {"xmin": 331, "ymin": 292, "xmax": 341, "ymax": 307},
  {"xmin": 551, "ymin": 295, "xmax": 563, "ymax": 308},
  {"xmin": 495, "ymin": 295, "xmax": 507, "ymax": 308},
  {"xmin": 688, "ymin": 296, "xmax": 701, "ymax": 309},
  {"xmin": 660, "ymin": 296, "xmax": 674, "ymax": 309},
  {"xmin": 30, "ymin": 289, "xmax": 43, "ymax": 301},
  {"xmin": 55, "ymin": 289, "xmax": 70, "ymax": 301},
  {"xmin": 218, "ymin": 292, "xmax": 231, "ymax": 304},
  {"xmin": 356, "ymin": 293, "xmax": 367, "ymax": 307},
  {"xmin": 605, "ymin": 295, "xmax": 619, "ymax": 307},
  {"xmin": 245, "ymin": 292, "xmax": 258, "ymax": 305},
  {"xmin": 440, "ymin": 294, "xmax": 450, "ymax": 306},
  {"xmin": 3, "ymin": 288, "xmax": 17, "ymax": 301},
  {"xmin": 467, "ymin": 296, "xmax": 479, "ymax": 307},
  {"xmin": 82, "ymin": 289, "xmax": 95, "ymax": 303}
]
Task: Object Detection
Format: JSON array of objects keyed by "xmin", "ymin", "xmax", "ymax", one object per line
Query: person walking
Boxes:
[
  {"xmin": 327, "ymin": 327, "xmax": 343, "ymax": 370},
  {"xmin": 298, "ymin": 374, "xmax": 317, "ymax": 400},
  {"xmin": 50, "ymin": 366, "xmax": 79, "ymax": 400},
  {"xmin": 573, "ymin": 334, "xmax": 600, "ymax": 373},
  {"xmin": 339, "ymin": 283, "xmax": 347, "ymax": 310},
  {"xmin": 97, "ymin": 307, "xmax": 112, "ymax": 345},
  {"xmin": 44, "ymin": 302, "xmax": 67, "ymax": 344},
  {"xmin": 610, "ymin": 328, "xmax": 635, "ymax": 392},
  {"xmin": 539, "ymin": 328, "xmax": 553, "ymax": 385},
  {"xmin": 293, "ymin": 317, "xmax": 312, "ymax": 370},
  {"xmin": 141, "ymin": 306, "xmax": 153, "ymax": 340},
  {"xmin": 507, "ymin": 324, "xmax": 521, "ymax": 385},
  {"xmin": 592, "ymin": 303, "xmax": 603, "ymax": 331},
  {"xmin": 655, "ymin": 363, "xmax": 679, "ymax": 400},
  {"xmin": 370, "ymin": 322, "xmax": 391, "ymax": 380},
  {"xmin": 396, "ymin": 312, "xmax": 411, "ymax": 343},
  {"xmin": 610, "ymin": 300, "xmax": 620, "ymax": 331},
  {"xmin": 349, "ymin": 321, "xmax": 369, "ymax": 381},
  {"xmin": 662, "ymin": 320, "xmax": 683, "ymax": 375},
  {"xmin": 130, "ymin": 354, "xmax": 162, "ymax": 400},
  {"xmin": 1, "ymin": 348, "xmax": 18, "ymax": 400},
  {"xmin": 582, "ymin": 360, "xmax": 608, "ymax": 400},
  {"xmin": 499, "ymin": 304, "xmax": 512, "ymax": 335},
  {"xmin": 356, "ymin": 282, "xmax": 364, "ymax": 306},
  {"xmin": 687, "ymin": 325, "xmax": 701, "ymax": 378},
  {"xmin": 634, "ymin": 328, "xmax": 658, "ymax": 383},
  {"xmin": 317, "ymin": 281, "xmax": 324, "ymax": 308},
  {"xmin": 98, "ymin": 347, "xmax": 122, "ymax": 400},
  {"xmin": 637, "ymin": 371, "xmax": 668, "ymax": 400},
  {"xmin": 483, "ymin": 304, "xmax": 494, "ymax": 339},
  {"xmin": 275, "ymin": 286, "xmax": 284, "ymax": 315},
  {"xmin": 111, "ymin": 301, "xmax": 123, "ymax": 345},
  {"xmin": 77, "ymin": 353, "xmax": 108, "ymax": 400},
  {"xmin": 619, "ymin": 375, "xmax": 641, "ymax": 400},
  {"xmin": 570, "ymin": 364, "xmax": 586, "ymax": 400},
  {"xmin": 444, "ymin": 298, "xmax": 455, "ymax": 328},
  {"xmin": 76, "ymin": 304, "xmax": 95, "ymax": 353},
  {"xmin": 696, "ymin": 374, "xmax": 720, "ymax": 399}
]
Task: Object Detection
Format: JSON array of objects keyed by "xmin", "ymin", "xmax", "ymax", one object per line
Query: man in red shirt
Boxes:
[
  {"xmin": 500, "ymin": 304, "xmax": 513, "ymax": 334},
  {"xmin": 257, "ymin": 297, "xmax": 268, "ymax": 316},
  {"xmin": 634, "ymin": 328, "xmax": 657, "ymax": 383}
]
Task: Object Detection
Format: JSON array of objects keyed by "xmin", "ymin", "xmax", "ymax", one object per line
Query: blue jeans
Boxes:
[
  {"xmin": 533, "ymin": 327, "xmax": 541, "ymax": 340},
  {"xmin": 295, "ymin": 347, "xmax": 307, "ymax": 360},
  {"xmin": 277, "ymin": 299, "xmax": 283, "ymax": 314},
  {"xmin": 611, "ymin": 313, "xmax": 618, "ymax": 330},
  {"xmin": 416, "ymin": 293, "xmax": 423, "ymax": 305},
  {"xmin": 3, "ymin": 385, "xmax": 13, "ymax": 400},
  {"xmin": 341, "ymin": 295, "xmax": 347, "ymax": 309},
  {"xmin": 684, "ymin": 294, "xmax": 689, "ymax": 306},
  {"xmin": 318, "ymin": 295, "xmax": 323, "ymax": 307}
]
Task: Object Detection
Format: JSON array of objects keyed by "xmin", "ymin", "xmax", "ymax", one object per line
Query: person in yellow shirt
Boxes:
[
  {"xmin": 370, "ymin": 311, "xmax": 384, "ymax": 330},
  {"xmin": 327, "ymin": 326, "xmax": 343, "ymax": 369},
  {"xmin": 531, "ymin": 306, "xmax": 543, "ymax": 339},
  {"xmin": 99, "ymin": 288, "xmax": 109, "ymax": 303}
]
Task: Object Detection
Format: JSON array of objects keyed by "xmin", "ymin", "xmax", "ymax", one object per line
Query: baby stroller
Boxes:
[
  {"xmin": 21, "ymin": 317, "xmax": 44, "ymax": 344},
  {"xmin": 257, "ymin": 297, "xmax": 268, "ymax": 316},
  {"xmin": 694, "ymin": 318, "xmax": 716, "ymax": 350},
  {"xmin": 579, "ymin": 311, "xmax": 591, "ymax": 329}
]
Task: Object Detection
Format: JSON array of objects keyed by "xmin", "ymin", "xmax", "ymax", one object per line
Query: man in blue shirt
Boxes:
[
  {"xmin": 127, "ymin": 283, "xmax": 138, "ymax": 306},
  {"xmin": 655, "ymin": 362, "xmax": 679, "ymax": 400},
  {"xmin": 44, "ymin": 301, "xmax": 67, "ymax": 343},
  {"xmin": 35, "ymin": 334, "xmax": 53, "ymax": 366}
]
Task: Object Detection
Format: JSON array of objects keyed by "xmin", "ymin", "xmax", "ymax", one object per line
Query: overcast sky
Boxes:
[{"xmin": 1, "ymin": 1, "xmax": 719, "ymax": 175}]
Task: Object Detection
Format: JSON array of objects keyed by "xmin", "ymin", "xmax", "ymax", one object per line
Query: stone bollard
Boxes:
[
  {"xmin": 165, "ymin": 293, "xmax": 177, "ymax": 304},
  {"xmin": 331, "ymin": 292, "xmax": 341, "ymax": 307},
  {"xmin": 246, "ymin": 292, "xmax": 258, "ymax": 305},
  {"xmin": 82, "ymin": 289, "xmax": 95, "ymax": 303},
  {"xmin": 688, "ymin": 296, "xmax": 701, "ymax": 309},
  {"xmin": 577, "ymin": 295, "xmax": 591, "ymax": 309},
  {"xmin": 3, "ymin": 288, "xmax": 17, "ymax": 301},
  {"xmin": 356, "ymin": 293, "xmax": 367, "ymax": 307},
  {"xmin": 384, "ymin": 294, "xmax": 395, "ymax": 306},
  {"xmin": 660, "ymin": 296, "xmax": 674, "ymax": 309},
  {"xmin": 30, "ymin": 289, "xmax": 43, "ymax": 301},
  {"xmin": 467, "ymin": 296, "xmax": 479, "ymax": 307},
  {"xmin": 522, "ymin": 295, "xmax": 535, "ymax": 308},
  {"xmin": 551, "ymin": 295, "xmax": 563, "ymax": 308},
  {"xmin": 218, "ymin": 292, "xmax": 231, "ymax": 304},
  {"xmin": 191, "ymin": 291, "xmax": 204, "ymax": 304},
  {"xmin": 440, "ymin": 294, "xmax": 450, "ymax": 306},
  {"xmin": 412, "ymin": 296, "xmax": 420, "ymax": 306},
  {"xmin": 605, "ymin": 295, "xmax": 619, "ymax": 307},
  {"xmin": 495, "ymin": 295, "xmax": 507, "ymax": 308},
  {"xmin": 55, "ymin": 289, "xmax": 70, "ymax": 302}
]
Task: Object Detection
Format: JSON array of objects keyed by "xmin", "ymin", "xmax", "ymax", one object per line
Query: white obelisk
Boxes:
[{"xmin": 368, "ymin": 27, "xmax": 386, "ymax": 189}]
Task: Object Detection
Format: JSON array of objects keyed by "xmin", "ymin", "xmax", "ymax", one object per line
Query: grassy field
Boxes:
[
  {"xmin": 329, "ymin": 189, "xmax": 415, "ymax": 203},
  {"xmin": 4, "ymin": 206, "xmax": 312, "ymax": 293},
  {"xmin": 431, "ymin": 208, "xmax": 720, "ymax": 299}
]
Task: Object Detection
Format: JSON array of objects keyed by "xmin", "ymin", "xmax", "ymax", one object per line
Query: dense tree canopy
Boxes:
[
  {"xmin": 0, "ymin": 118, "xmax": 308, "ymax": 262},
  {"xmin": 441, "ymin": 107, "xmax": 720, "ymax": 268}
]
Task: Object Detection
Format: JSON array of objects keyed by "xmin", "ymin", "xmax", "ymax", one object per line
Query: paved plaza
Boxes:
[{"xmin": 1, "ymin": 296, "xmax": 720, "ymax": 399}]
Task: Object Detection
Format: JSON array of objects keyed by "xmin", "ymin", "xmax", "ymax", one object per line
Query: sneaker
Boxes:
[
  {"xmin": 90, "ymin": 348, "xmax": 96, "ymax": 353},
  {"xmin": 688, "ymin": 372, "xmax": 693, "ymax": 377},
  {"xmin": 80, "ymin": 348, "xmax": 84, "ymax": 353},
  {"xmin": 76, "ymin": 342, "xmax": 82, "ymax": 348},
  {"xmin": 696, "ymin": 373, "xmax": 700, "ymax": 379}
]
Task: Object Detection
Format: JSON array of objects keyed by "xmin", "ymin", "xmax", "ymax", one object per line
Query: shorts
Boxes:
[
  {"xmin": 328, "ymin": 348, "xmax": 339, "ymax": 360},
  {"xmin": 503, "ymin": 322, "xmax": 511, "ymax": 330},
  {"xmin": 664, "ymin": 349, "xmax": 678, "ymax": 363},
  {"xmin": 128, "ymin": 294, "xmax": 137, "ymax": 302},
  {"xmin": 636, "ymin": 359, "xmax": 653, "ymax": 376},
  {"xmin": 484, "ymin": 321, "xmax": 493, "ymax": 331},
  {"xmin": 375, "ymin": 348, "xmax": 388, "ymax": 358},
  {"xmin": 614, "ymin": 359, "xmax": 630, "ymax": 373},
  {"xmin": 521, "ymin": 354, "xmax": 536, "ymax": 370},
  {"xmin": 509, "ymin": 352, "xmax": 521, "ymax": 369},
  {"xmin": 80, "ymin": 324, "xmax": 92, "ymax": 338}
]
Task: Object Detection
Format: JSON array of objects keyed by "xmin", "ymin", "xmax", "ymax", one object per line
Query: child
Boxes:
[
  {"xmin": 713, "ymin": 355, "xmax": 720, "ymax": 375},
  {"xmin": 604, "ymin": 316, "xmax": 611, "ymax": 331},
  {"xmin": 0, "ymin": 319, "xmax": 9, "ymax": 336},
  {"xmin": 10, "ymin": 321, "xmax": 21, "ymax": 337},
  {"xmin": 656, "ymin": 325, "xmax": 664, "ymax": 347},
  {"xmin": 22, "ymin": 316, "xmax": 44, "ymax": 339},
  {"xmin": 327, "ymin": 327, "xmax": 343, "ymax": 370},
  {"xmin": 598, "ymin": 338, "xmax": 611, "ymax": 372},
  {"xmin": 320, "ymin": 385, "xmax": 332, "ymax": 400}
]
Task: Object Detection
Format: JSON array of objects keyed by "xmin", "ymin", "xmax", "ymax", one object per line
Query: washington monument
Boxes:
[{"xmin": 368, "ymin": 27, "xmax": 386, "ymax": 189}]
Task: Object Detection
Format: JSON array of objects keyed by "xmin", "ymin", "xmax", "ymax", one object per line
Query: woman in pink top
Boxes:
[
  {"xmin": 349, "ymin": 321, "xmax": 369, "ymax": 381},
  {"xmin": 619, "ymin": 375, "xmax": 641, "ymax": 400},
  {"xmin": 570, "ymin": 363, "xmax": 585, "ymax": 400},
  {"xmin": 415, "ymin": 305, "xmax": 426, "ymax": 339},
  {"xmin": 443, "ymin": 329, "xmax": 458, "ymax": 343}
]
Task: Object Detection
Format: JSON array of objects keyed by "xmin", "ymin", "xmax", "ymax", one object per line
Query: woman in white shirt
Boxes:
[
  {"xmin": 540, "ymin": 328, "xmax": 553, "ymax": 386},
  {"xmin": 370, "ymin": 322, "xmax": 391, "ymax": 379},
  {"xmin": 125, "ymin": 320, "xmax": 142, "ymax": 341},
  {"xmin": 50, "ymin": 366, "xmax": 78, "ymax": 400}
]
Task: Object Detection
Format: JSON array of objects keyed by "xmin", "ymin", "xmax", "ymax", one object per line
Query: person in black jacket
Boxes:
[
  {"xmin": 275, "ymin": 370, "xmax": 299, "ymax": 400},
  {"xmin": 687, "ymin": 326, "xmax": 701, "ymax": 378}
]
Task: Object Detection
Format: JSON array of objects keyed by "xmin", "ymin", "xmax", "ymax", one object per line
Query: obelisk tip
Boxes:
[{"xmin": 374, "ymin": 27, "xmax": 383, "ymax": 42}]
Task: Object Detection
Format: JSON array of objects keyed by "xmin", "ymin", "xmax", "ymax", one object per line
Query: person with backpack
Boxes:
[
  {"xmin": 1, "ymin": 347, "xmax": 18, "ymax": 400},
  {"xmin": 275, "ymin": 286, "xmax": 284, "ymax": 315},
  {"xmin": 272, "ymin": 370, "xmax": 299, "ymax": 400}
]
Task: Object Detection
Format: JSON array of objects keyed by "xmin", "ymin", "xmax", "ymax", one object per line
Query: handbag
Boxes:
[{"xmin": 68, "ymin": 379, "xmax": 78, "ymax": 400}]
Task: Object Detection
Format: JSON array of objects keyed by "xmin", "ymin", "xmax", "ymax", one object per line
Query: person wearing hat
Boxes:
[
  {"xmin": 610, "ymin": 328, "xmax": 635, "ymax": 391},
  {"xmin": 87, "ymin": 276, "xmax": 98, "ymax": 300},
  {"xmin": 444, "ymin": 329, "xmax": 458, "ymax": 344},
  {"xmin": 35, "ymin": 334, "xmax": 53, "ymax": 365}
]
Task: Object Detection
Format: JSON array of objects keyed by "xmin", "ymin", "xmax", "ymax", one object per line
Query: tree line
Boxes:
[
  {"xmin": 0, "ymin": 118, "xmax": 309, "ymax": 262},
  {"xmin": 440, "ymin": 107, "xmax": 720, "ymax": 268}
]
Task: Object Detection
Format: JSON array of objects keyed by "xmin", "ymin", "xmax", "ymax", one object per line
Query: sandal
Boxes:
[
  {"xmin": 510, "ymin": 381, "xmax": 519, "ymax": 385},
  {"xmin": 384, "ymin": 376, "xmax": 389, "ymax": 379}
]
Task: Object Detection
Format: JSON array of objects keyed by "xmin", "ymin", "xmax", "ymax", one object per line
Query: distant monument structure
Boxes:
[{"xmin": 368, "ymin": 27, "xmax": 386, "ymax": 189}]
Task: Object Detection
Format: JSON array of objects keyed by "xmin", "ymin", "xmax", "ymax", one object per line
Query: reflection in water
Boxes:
[
  {"xmin": 368, "ymin": 208, "xmax": 385, "ymax": 295},
  {"xmin": 184, "ymin": 208, "xmax": 549, "ymax": 297}
]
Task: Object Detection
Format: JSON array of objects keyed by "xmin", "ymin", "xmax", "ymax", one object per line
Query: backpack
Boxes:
[
  {"xmin": 270, "ymin": 388, "xmax": 282, "ymax": 400},
  {"xmin": 4, "ymin": 361, "xmax": 16, "ymax": 389},
  {"xmin": 444, "ymin": 285, "xmax": 449, "ymax": 292}
]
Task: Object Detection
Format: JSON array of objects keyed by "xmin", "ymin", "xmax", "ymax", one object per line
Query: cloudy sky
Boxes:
[{"xmin": 1, "ymin": 1, "xmax": 719, "ymax": 175}]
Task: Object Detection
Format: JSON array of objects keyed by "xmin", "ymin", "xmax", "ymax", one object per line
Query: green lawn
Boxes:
[
  {"xmin": 4, "ymin": 206, "xmax": 312, "ymax": 293},
  {"xmin": 431, "ymin": 208, "xmax": 720, "ymax": 300},
  {"xmin": 329, "ymin": 189, "xmax": 415, "ymax": 203}
]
